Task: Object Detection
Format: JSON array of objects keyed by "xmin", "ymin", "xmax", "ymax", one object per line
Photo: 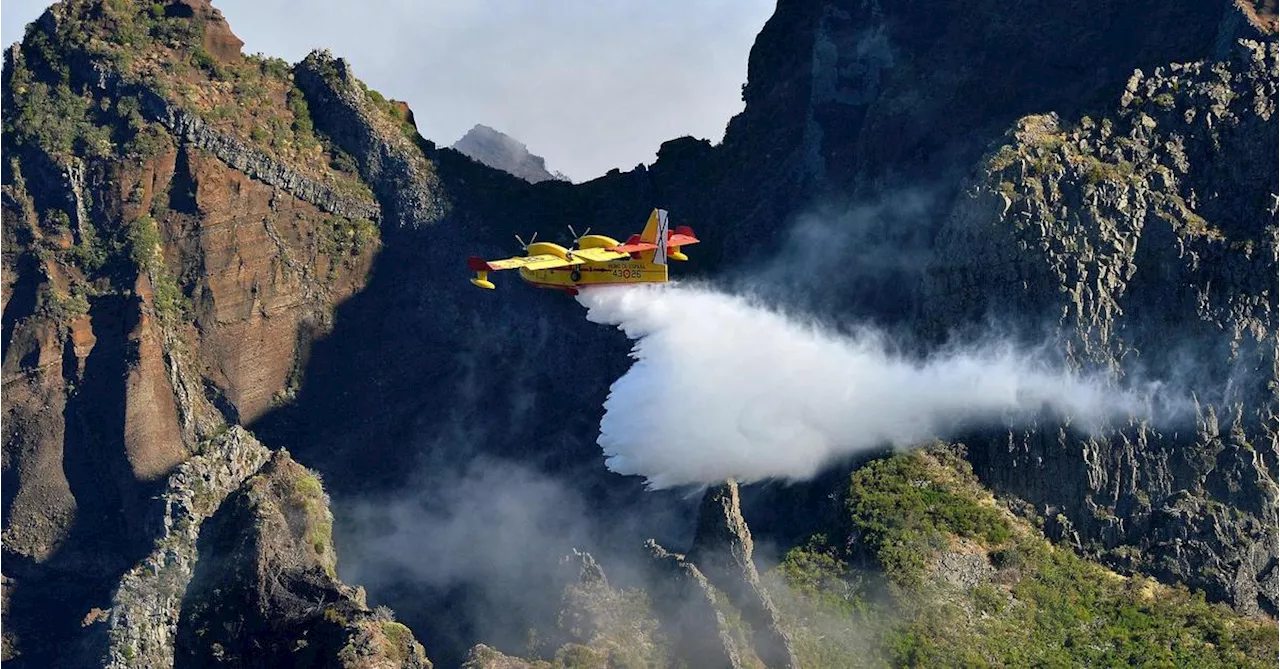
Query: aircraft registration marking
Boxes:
[{"xmin": 608, "ymin": 262, "xmax": 658, "ymax": 279}]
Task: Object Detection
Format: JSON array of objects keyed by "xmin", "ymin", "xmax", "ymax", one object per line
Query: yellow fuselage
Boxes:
[{"xmin": 519, "ymin": 258, "xmax": 668, "ymax": 293}]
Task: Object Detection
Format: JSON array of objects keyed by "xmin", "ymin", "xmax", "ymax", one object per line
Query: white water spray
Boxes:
[{"xmin": 578, "ymin": 283, "xmax": 1157, "ymax": 489}]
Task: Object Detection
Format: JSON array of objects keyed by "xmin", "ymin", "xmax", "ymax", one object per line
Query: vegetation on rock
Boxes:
[{"xmin": 766, "ymin": 448, "xmax": 1279, "ymax": 668}]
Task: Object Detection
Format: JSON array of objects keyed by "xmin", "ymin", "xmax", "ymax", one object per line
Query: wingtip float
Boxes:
[{"xmin": 466, "ymin": 208, "xmax": 699, "ymax": 295}]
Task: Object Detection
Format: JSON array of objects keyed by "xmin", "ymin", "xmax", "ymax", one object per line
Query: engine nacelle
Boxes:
[{"xmin": 576, "ymin": 234, "xmax": 622, "ymax": 250}]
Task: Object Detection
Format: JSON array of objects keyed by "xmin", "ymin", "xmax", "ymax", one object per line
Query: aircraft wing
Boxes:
[
  {"xmin": 569, "ymin": 247, "xmax": 631, "ymax": 263},
  {"xmin": 474, "ymin": 254, "xmax": 584, "ymax": 271}
]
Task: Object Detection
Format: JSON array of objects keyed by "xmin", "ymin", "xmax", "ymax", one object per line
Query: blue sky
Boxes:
[{"xmin": 2, "ymin": 1, "xmax": 775, "ymax": 181}]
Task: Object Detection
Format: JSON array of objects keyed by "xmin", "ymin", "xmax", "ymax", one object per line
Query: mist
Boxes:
[
  {"xmin": 340, "ymin": 459, "xmax": 590, "ymax": 591},
  {"xmin": 578, "ymin": 283, "xmax": 1180, "ymax": 489},
  {"xmin": 333, "ymin": 454, "xmax": 694, "ymax": 664}
]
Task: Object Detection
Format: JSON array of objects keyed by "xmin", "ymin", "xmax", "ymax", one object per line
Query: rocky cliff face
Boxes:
[
  {"xmin": 0, "ymin": 0, "xmax": 411, "ymax": 664},
  {"xmin": 459, "ymin": 484, "xmax": 799, "ymax": 669},
  {"xmin": 928, "ymin": 38, "xmax": 1278, "ymax": 614},
  {"xmin": 641, "ymin": 481, "xmax": 802, "ymax": 669}
]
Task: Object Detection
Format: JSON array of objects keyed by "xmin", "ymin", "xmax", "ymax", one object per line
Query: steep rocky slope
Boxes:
[
  {"xmin": 104, "ymin": 426, "xmax": 271, "ymax": 668},
  {"xmin": 0, "ymin": 0, "xmax": 416, "ymax": 663},
  {"xmin": 928, "ymin": 39, "xmax": 1278, "ymax": 614}
]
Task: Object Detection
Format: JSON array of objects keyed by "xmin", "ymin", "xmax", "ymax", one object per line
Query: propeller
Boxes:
[
  {"xmin": 514, "ymin": 231, "xmax": 538, "ymax": 251},
  {"xmin": 566, "ymin": 224, "xmax": 592, "ymax": 243}
]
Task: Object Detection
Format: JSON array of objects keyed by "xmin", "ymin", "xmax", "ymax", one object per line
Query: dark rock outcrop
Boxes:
[
  {"xmin": 562, "ymin": 547, "xmax": 608, "ymax": 590},
  {"xmin": 543, "ymin": 548, "xmax": 670, "ymax": 667},
  {"xmin": 140, "ymin": 92, "xmax": 382, "ymax": 221},
  {"xmin": 105, "ymin": 426, "xmax": 271, "ymax": 667},
  {"xmin": 162, "ymin": 0, "xmax": 242, "ymax": 63},
  {"xmin": 689, "ymin": 481, "xmax": 799, "ymax": 669},
  {"xmin": 451, "ymin": 124, "xmax": 568, "ymax": 184},
  {"xmin": 294, "ymin": 51, "xmax": 447, "ymax": 228},
  {"xmin": 173, "ymin": 450, "xmax": 432, "ymax": 667},
  {"xmin": 646, "ymin": 540, "xmax": 744, "ymax": 669}
]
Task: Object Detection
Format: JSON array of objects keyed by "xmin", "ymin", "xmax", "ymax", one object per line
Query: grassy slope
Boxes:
[
  {"xmin": 767, "ymin": 446, "xmax": 1278, "ymax": 668},
  {"xmin": 8, "ymin": 0, "xmax": 372, "ymax": 194}
]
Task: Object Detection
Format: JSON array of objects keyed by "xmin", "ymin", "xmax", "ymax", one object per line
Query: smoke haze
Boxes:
[{"xmin": 578, "ymin": 283, "xmax": 1174, "ymax": 489}]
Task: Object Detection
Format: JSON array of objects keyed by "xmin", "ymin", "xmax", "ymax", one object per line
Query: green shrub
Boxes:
[
  {"xmin": 8, "ymin": 81, "xmax": 115, "ymax": 159},
  {"xmin": 768, "ymin": 541, "xmax": 884, "ymax": 668},
  {"xmin": 989, "ymin": 145, "xmax": 1019, "ymax": 172},
  {"xmin": 292, "ymin": 473, "xmax": 324, "ymax": 500},
  {"xmin": 1083, "ymin": 156, "xmax": 1136, "ymax": 186},
  {"xmin": 556, "ymin": 643, "xmax": 605, "ymax": 668},
  {"xmin": 39, "ymin": 285, "xmax": 90, "ymax": 325},
  {"xmin": 328, "ymin": 146, "xmax": 359, "ymax": 174},
  {"xmin": 66, "ymin": 227, "xmax": 110, "ymax": 272},
  {"xmin": 847, "ymin": 451, "xmax": 1011, "ymax": 587},
  {"xmin": 252, "ymin": 54, "xmax": 292, "ymax": 80},
  {"xmin": 127, "ymin": 215, "xmax": 162, "ymax": 267},
  {"xmin": 190, "ymin": 47, "xmax": 217, "ymax": 73},
  {"xmin": 778, "ymin": 535, "xmax": 868, "ymax": 616},
  {"xmin": 319, "ymin": 215, "xmax": 378, "ymax": 266},
  {"xmin": 380, "ymin": 622, "xmax": 416, "ymax": 662},
  {"xmin": 322, "ymin": 607, "xmax": 347, "ymax": 627},
  {"xmin": 127, "ymin": 215, "xmax": 189, "ymax": 323}
]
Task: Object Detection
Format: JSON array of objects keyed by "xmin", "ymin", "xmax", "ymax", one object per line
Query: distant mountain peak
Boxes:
[{"xmin": 451, "ymin": 124, "xmax": 569, "ymax": 183}]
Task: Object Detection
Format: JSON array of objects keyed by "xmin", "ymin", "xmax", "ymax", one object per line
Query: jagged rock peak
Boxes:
[
  {"xmin": 462, "ymin": 644, "xmax": 537, "ymax": 668},
  {"xmin": 688, "ymin": 481, "xmax": 798, "ymax": 669},
  {"xmin": 690, "ymin": 479, "xmax": 754, "ymax": 570},
  {"xmin": 451, "ymin": 124, "xmax": 569, "ymax": 184},
  {"xmin": 105, "ymin": 426, "xmax": 272, "ymax": 668},
  {"xmin": 36, "ymin": 0, "xmax": 243, "ymax": 63},
  {"xmin": 170, "ymin": 0, "xmax": 243, "ymax": 62},
  {"xmin": 562, "ymin": 547, "xmax": 609, "ymax": 589},
  {"xmin": 295, "ymin": 49, "xmax": 448, "ymax": 228}
]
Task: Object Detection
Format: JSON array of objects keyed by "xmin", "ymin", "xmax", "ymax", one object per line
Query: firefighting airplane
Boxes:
[{"xmin": 466, "ymin": 208, "xmax": 698, "ymax": 294}]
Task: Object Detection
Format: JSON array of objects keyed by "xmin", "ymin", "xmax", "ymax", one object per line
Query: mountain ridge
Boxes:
[
  {"xmin": 1, "ymin": 0, "xmax": 1276, "ymax": 665},
  {"xmin": 451, "ymin": 123, "xmax": 569, "ymax": 184}
]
